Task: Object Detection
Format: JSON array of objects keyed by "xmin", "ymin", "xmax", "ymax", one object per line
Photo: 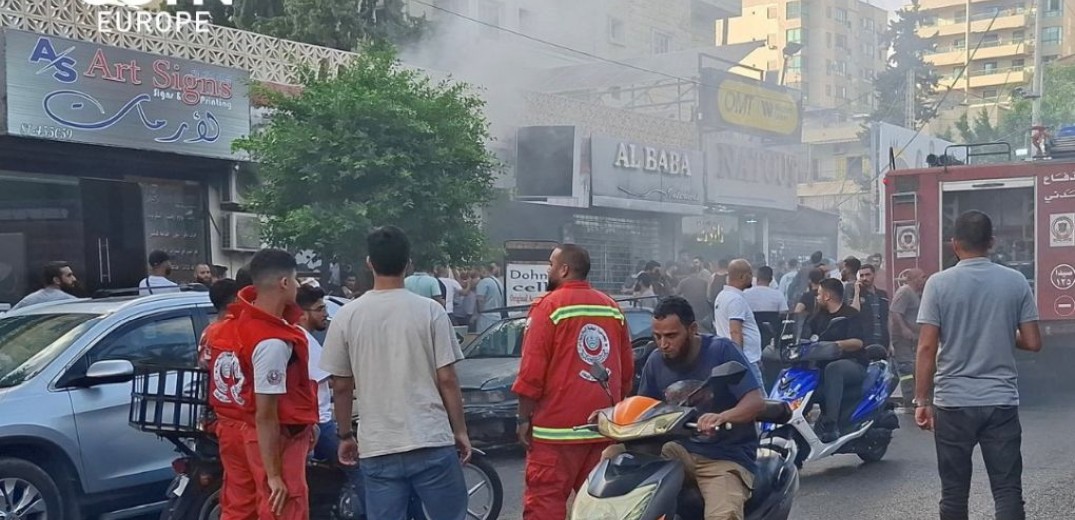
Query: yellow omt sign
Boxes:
[{"xmin": 716, "ymin": 78, "xmax": 799, "ymax": 136}]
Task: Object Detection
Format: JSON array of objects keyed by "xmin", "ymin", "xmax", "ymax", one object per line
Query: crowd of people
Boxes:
[{"xmin": 2, "ymin": 211, "xmax": 1045, "ymax": 520}]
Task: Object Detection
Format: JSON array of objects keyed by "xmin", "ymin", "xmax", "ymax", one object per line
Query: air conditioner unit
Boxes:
[
  {"xmin": 222, "ymin": 212, "xmax": 264, "ymax": 252},
  {"xmin": 222, "ymin": 162, "xmax": 259, "ymax": 205}
]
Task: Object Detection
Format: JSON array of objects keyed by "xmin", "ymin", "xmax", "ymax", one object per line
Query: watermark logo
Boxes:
[{"xmin": 83, "ymin": 0, "xmax": 233, "ymax": 34}]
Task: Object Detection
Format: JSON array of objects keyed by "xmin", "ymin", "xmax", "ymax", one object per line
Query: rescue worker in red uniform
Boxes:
[
  {"xmin": 208, "ymin": 249, "xmax": 318, "ymax": 520},
  {"xmin": 512, "ymin": 244, "xmax": 634, "ymax": 520}
]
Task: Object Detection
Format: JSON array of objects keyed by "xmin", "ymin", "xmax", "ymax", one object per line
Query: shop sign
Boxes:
[
  {"xmin": 506, "ymin": 263, "xmax": 548, "ymax": 306},
  {"xmin": 704, "ymin": 142, "xmax": 798, "ymax": 211},
  {"xmin": 2, "ymin": 29, "xmax": 249, "ymax": 160},
  {"xmin": 699, "ymin": 67, "xmax": 802, "ymax": 143},
  {"xmin": 591, "ymin": 135, "xmax": 704, "ymax": 215}
]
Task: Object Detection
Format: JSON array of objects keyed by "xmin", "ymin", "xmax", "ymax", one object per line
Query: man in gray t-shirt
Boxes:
[
  {"xmin": 474, "ymin": 263, "xmax": 504, "ymax": 334},
  {"xmin": 914, "ymin": 210, "xmax": 1041, "ymax": 520}
]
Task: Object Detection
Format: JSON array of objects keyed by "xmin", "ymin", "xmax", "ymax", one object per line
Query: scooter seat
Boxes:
[{"xmin": 745, "ymin": 448, "xmax": 784, "ymax": 510}]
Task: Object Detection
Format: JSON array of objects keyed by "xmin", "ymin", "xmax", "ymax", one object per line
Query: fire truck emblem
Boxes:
[
  {"xmin": 1050, "ymin": 214, "xmax": 1075, "ymax": 247},
  {"xmin": 895, "ymin": 225, "xmax": 919, "ymax": 259},
  {"xmin": 212, "ymin": 351, "xmax": 246, "ymax": 406},
  {"xmin": 577, "ymin": 324, "xmax": 611, "ymax": 382}
]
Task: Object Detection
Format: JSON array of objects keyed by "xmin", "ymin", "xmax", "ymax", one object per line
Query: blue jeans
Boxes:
[{"xmin": 361, "ymin": 445, "xmax": 467, "ymax": 520}]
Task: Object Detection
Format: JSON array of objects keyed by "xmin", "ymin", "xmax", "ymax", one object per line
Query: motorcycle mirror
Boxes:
[
  {"xmin": 589, "ymin": 361, "xmax": 611, "ymax": 383},
  {"xmin": 707, "ymin": 361, "xmax": 746, "ymax": 384}
]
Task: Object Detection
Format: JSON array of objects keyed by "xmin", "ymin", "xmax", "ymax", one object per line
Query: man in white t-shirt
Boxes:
[
  {"xmin": 713, "ymin": 259, "xmax": 764, "ymax": 385},
  {"xmin": 320, "ymin": 226, "xmax": 470, "ymax": 520},
  {"xmin": 436, "ymin": 266, "xmax": 464, "ymax": 316},
  {"xmin": 138, "ymin": 250, "xmax": 180, "ymax": 295},
  {"xmin": 744, "ymin": 266, "xmax": 790, "ymax": 313}
]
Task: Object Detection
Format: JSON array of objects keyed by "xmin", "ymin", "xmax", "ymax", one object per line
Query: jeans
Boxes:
[
  {"xmin": 312, "ymin": 421, "xmax": 362, "ymax": 484},
  {"xmin": 361, "ymin": 445, "xmax": 467, "ymax": 520},
  {"xmin": 821, "ymin": 359, "xmax": 866, "ymax": 427},
  {"xmin": 934, "ymin": 406, "xmax": 1024, "ymax": 520}
]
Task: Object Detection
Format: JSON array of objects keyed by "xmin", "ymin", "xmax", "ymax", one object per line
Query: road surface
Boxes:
[{"xmin": 487, "ymin": 343, "xmax": 1075, "ymax": 519}]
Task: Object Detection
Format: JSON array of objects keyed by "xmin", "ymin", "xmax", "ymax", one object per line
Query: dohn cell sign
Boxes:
[{"xmin": 507, "ymin": 263, "xmax": 548, "ymax": 306}]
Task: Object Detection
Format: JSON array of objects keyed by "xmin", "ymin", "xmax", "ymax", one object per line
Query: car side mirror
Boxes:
[{"xmin": 80, "ymin": 360, "xmax": 135, "ymax": 387}]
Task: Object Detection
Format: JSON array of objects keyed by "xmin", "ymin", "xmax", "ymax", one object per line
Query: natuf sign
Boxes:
[{"xmin": 83, "ymin": 0, "xmax": 233, "ymax": 34}]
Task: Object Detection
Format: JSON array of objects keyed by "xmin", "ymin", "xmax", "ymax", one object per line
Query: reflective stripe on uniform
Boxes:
[
  {"xmin": 531, "ymin": 425, "xmax": 606, "ymax": 442},
  {"xmin": 548, "ymin": 305, "xmax": 624, "ymax": 325}
]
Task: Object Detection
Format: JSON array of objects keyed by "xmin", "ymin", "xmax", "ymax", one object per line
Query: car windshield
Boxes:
[
  {"xmin": 464, "ymin": 318, "xmax": 526, "ymax": 358},
  {"xmin": 625, "ymin": 311, "xmax": 652, "ymax": 341},
  {"xmin": 0, "ymin": 313, "xmax": 101, "ymax": 388}
]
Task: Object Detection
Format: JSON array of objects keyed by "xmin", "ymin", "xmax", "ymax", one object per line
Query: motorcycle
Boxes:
[
  {"xmin": 127, "ymin": 363, "xmax": 503, "ymax": 520},
  {"xmin": 155, "ymin": 431, "xmax": 504, "ymax": 520},
  {"xmin": 760, "ymin": 317, "xmax": 900, "ymax": 467},
  {"xmin": 570, "ymin": 361, "xmax": 799, "ymax": 520}
]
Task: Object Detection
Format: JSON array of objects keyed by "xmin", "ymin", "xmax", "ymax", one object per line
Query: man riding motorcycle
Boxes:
[
  {"xmin": 602, "ymin": 296, "xmax": 765, "ymax": 520},
  {"xmin": 804, "ymin": 278, "xmax": 865, "ymax": 443}
]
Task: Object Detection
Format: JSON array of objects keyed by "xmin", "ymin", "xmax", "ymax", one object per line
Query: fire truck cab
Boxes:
[{"xmin": 884, "ymin": 154, "xmax": 1075, "ymax": 336}]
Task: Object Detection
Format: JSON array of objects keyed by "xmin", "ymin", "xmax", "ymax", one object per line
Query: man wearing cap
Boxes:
[{"xmin": 139, "ymin": 250, "xmax": 180, "ymax": 295}]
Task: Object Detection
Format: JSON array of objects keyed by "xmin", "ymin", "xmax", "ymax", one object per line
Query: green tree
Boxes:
[
  {"xmin": 233, "ymin": 46, "xmax": 498, "ymax": 268},
  {"xmin": 953, "ymin": 107, "xmax": 1002, "ymax": 143},
  {"xmin": 840, "ymin": 195, "xmax": 884, "ymax": 256},
  {"xmin": 870, "ymin": 0, "xmax": 939, "ymax": 127},
  {"xmin": 165, "ymin": 0, "xmax": 285, "ymax": 29},
  {"xmin": 998, "ymin": 63, "xmax": 1075, "ymax": 145}
]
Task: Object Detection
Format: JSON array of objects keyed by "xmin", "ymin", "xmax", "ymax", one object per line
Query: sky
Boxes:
[{"xmin": 872, "ymin": 0, "xmax": 909, "ymax": 13}]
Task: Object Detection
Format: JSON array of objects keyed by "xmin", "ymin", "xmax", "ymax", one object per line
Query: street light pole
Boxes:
[{"xmin": 1032, "ymin": 0, "xmax": 1044, "ymax": 127}]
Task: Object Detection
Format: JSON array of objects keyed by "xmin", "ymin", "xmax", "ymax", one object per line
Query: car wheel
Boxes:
[
  {"xmin": 0, "ymin": 457, "xmax": 66, "ymax": 520},
  {"xmin": 198, "ymin": 489, "xmax": 221, "ymax": 520}
]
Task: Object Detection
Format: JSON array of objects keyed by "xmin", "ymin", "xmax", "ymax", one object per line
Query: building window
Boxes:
[
  {"xmin": 1012, "ymin": 30, "xmax": 1024, "ymax": 43},
  {"xmin": 825, "ymin": 84, "xmax": 832, "ymax": 97},
  {"xmin": 983, "ymin": 88, "xmax": 999, "ymax": 100},
  {"xmin": 981, "ymin": 34, "xmax": 1000, "ymax": 47},
  {"xmin": 1046, "ymin": 0, "xmax": 1062, "ymax": 16},
  {"xmin": 787, "ymin": 27, "xmax": 803, "ymax": 44},
  {"xmin": 652, "ymin": 30, "xmax": 671, "ymax": 54},
  {"xmin": 863, "ymin": 18, "xmax": 876, "ymax": 31},
  {"xmin": 835, "ymin": 34, "xmax": 848, "ymax": 49},
  {"xmin": 980, "ymin": 61, "xmax": 998, "ymax": 73},
  {"xmin": 826, "ymin": 59, "xmax": 832, "ymax": 76},
  {"xmin": 1044, "ymin": 54, "xmax": 1059, "ymax": 63},
  {"xmin": 954, "ymin": 9, "xmax": 966, "ymax": 24},
  {"xmin": 787, "ymin": 1, "xmax": 801, "ymax": 19},
  {"xmin": 1043, "ymin": 27, "xmax": 1062, "ymax": 45},
  {"xmin": 837, "ymin": 86, "xmax": 848, "ymax": 99},
  {"xmin": 826, "ymin": 32, "xmax": 832, "ymax": 48},
  {"xmin": 834, "ymin": 7, "xmax": 848, "ymax": 23},
  {"xmin": 608, "ymin": 16, "xmax": 625, "ymax": 45},
  {"xmin": 1012, "ymin": 58, "xmax": 1025, "ymax": 70}
]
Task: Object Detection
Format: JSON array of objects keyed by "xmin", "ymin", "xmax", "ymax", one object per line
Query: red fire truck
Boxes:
[{"xmin": 884, "ymin": 153, "xmax": 1075, "ymax": 336}]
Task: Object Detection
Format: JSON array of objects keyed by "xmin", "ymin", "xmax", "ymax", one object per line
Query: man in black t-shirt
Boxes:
[{"xmin": 806, "ymin": 279, "xmax": 866, "ymax": 442}]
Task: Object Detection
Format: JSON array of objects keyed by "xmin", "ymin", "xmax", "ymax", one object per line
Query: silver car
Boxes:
[{"xmin": 0, "ymin": 293, "xmax": 220, "ymax": 520}]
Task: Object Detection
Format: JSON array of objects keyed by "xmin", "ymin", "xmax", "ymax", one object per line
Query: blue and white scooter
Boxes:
[{"xmin": 760, "ymin": 317, "xmax": 900, "ymax": 467}]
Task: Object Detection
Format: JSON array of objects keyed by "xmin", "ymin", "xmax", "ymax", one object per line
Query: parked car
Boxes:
[
  {"xmin": 458, "ymin": 308, "xmax": 656, "ymax": 447},
  {"xmin": 0, "ymin": 292, "xmax": 219, "ymax": 520}
]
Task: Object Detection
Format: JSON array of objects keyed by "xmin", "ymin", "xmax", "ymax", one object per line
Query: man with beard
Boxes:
[
  {"xmin": 12, "ymin": 261, "xmax": 78, "ymax": 310},
  {"xmin": 139, "ymin": 250, "xmax": 179, "ymax": 294},
  {"xmin": 807, "ymin": 278, "xmax": 865, "ymax": 442},
  {"xmin": 610, "ymin": 296, "xmax": 764, "ymax": 520},
  {"xmin": 194, "ymin": 263, "xmax": 214, "ymax": 286},
  {"xmin": 513, "ymin": 244, "xmax": 634, "ymax": 520}
]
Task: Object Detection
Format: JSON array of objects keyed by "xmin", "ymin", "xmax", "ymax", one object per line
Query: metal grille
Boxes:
[{"xmin": 568, "ymin": 215, "xmax": 660, "ymax": 294}]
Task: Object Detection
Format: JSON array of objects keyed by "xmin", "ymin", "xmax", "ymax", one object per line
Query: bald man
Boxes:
[
  {"xmin": 891, "ymin": 269, "xmax": 928, "ymax": 409},
  {"xmin": 713, "ymin": 259, "xmax": 765, "ymax": 386}
]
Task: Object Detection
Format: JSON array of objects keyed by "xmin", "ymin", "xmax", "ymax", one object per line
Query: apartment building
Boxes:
[
  {"xmin": 919, "ymin": 0, "xmax": 1074, "ymax": 127},
  {"xmin": 719, "ymin": 0, "xmax": 889, "ymax": 113}
]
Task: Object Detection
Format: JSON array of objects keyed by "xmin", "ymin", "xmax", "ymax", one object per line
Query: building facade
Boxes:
[
  {"xmin": 719, "ymin": 0, "xmax": 889, "ymax": 113},
  {"xmin": 919, "ymin": 0, "xmax": 1074, "ymax": 128}
]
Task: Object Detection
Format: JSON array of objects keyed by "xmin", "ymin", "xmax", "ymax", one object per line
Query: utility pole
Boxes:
[
  {"xmin": 905, "ymin": 67, "xmax": 916, "ymax": 129},
  {"xmin": 964, "ymin": 0, "xmax": 971, "ymax": 116},
  {"xmin": 1032, "ymin": 0, "xmax": 1044, "ymax": 127}
]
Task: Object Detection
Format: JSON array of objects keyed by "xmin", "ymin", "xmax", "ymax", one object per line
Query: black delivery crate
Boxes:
[{"xmin": 129, "ymin": 363, "xmax": 209, "ymax": 436}]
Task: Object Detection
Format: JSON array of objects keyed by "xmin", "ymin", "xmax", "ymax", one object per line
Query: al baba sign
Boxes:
[{"xmin": 2, "ymin": 29, "xmax": 250, "ymax": 160}]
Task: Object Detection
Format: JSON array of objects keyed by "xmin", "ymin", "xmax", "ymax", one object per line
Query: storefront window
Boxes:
[
  {"xmin": 0, "ymin": 174, "xmax": 83, "ymax": 305},
  {"xmin": 568, "ymin": 215, "xmax": 661, "ymax": 294}
]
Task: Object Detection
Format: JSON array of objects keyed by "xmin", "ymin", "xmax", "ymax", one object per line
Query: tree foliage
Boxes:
[
  {"xmin": 839, "ymin": 195, "xmax": 884, "ymax": 256},
  {"xmin": 954, "ymin": 108, "xmax": 1002, "ymax": 143},
  {"xmin": 996, "ymin": 63, "xmax": 1075, "ymax": 144},
  {"xmin": 233, "ymin": 46, "xmax": 499, "ymax": 268},
  {"xmin": 169, "ymin": 0, "xmax": 423, "ymax": 49},
  {"xmin": 870, "ymin": 0, "xmax": 939, "ymax": 127}
]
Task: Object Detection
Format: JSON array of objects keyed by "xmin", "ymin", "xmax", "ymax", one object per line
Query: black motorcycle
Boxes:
[{"xmin": 128, "ymin": 363, "xmax": 503, "ymax": 520}]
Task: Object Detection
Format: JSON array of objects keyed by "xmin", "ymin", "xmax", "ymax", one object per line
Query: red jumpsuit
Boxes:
[
  {"xmin": 511, "ymin": 280, "xmax": 634, "ymax": 520},
  {"xmin": 208, "ymin": 286, "xmax": 318, "ymax": 520}
]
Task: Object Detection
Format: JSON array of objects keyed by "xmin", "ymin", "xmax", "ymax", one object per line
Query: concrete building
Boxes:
[
  {"xmin": 919, "ymin": 0, "xmax": 1073, "ymax": 128},
  {"xmin": 718, "ymin": 0, "xmax": 889, "ymax": 113}
]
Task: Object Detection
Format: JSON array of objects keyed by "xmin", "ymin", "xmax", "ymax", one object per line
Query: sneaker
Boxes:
[{"xmin": 815, "ymin": 420, "xmax": 839, "ymax": 443}]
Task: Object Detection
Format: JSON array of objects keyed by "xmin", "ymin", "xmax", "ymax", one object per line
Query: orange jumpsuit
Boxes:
[
  {"xmin": 512, "ymin": 280, "xmax": 634, "ymax": 520},
  {"xmin": 208, "ymin": 286, "xmax": 318, "ymax": 520}
]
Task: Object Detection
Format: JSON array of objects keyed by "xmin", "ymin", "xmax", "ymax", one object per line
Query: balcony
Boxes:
[
  {"xmin": 940, "ymin": 66, "xmax": 1031, "ymax": 89},
  {"xmin": 916, "ymin": 8, "xmax": 1028, "ymax": 38},
  {"xmin": 927, "ymin": 41, "xmax": 1029, "ymax": 66}
]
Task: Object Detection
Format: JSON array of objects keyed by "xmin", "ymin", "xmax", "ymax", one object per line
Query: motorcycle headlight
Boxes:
[{"xmin": 570, "ymin": 483, "xmax": 658, "ymax": 520}]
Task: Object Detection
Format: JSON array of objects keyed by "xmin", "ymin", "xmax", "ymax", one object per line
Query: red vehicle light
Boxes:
[{"xmin": 171, "ymin": 458, "xmax": 189, "ymax": 475}]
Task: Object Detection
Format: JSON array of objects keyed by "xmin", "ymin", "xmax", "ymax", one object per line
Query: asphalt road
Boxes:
[{"xmin": 487, "ymin": 340, "xmax": 1075, "ymax": 520}]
